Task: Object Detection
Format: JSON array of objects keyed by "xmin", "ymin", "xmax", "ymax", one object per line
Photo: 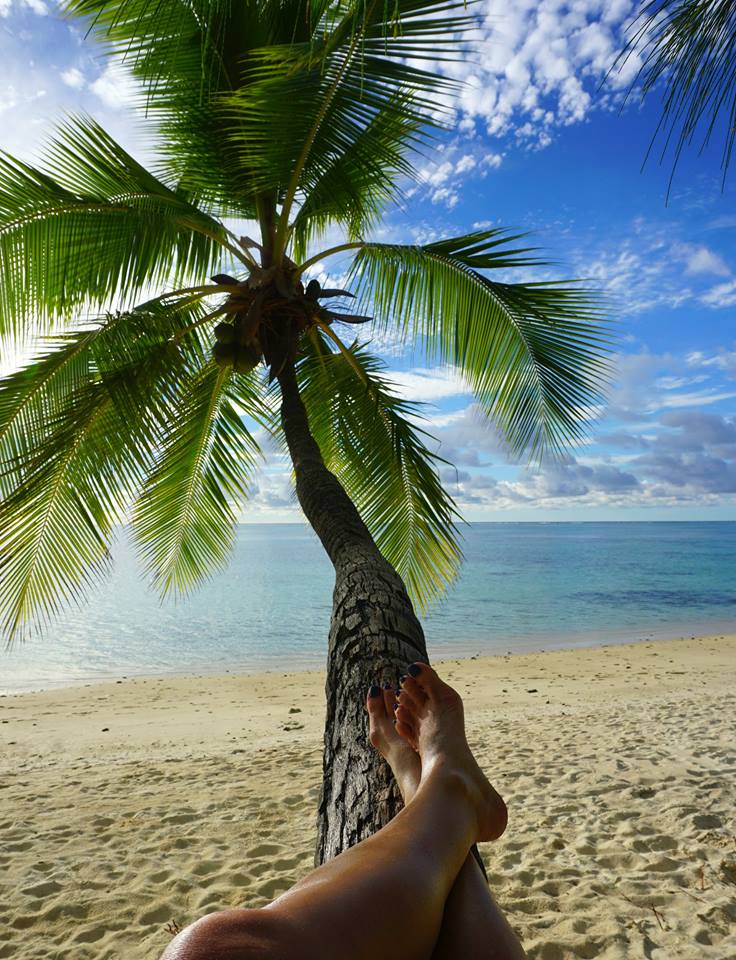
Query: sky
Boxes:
[{"xmin": 1, "ymin": 0, "xmax": 735, "ymax": 523}]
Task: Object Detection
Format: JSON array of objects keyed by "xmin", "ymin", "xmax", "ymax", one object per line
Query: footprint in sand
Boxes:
[
  {"xmin": 73, "ymin": 925, "xmax": 107, "ymax": 943},
  {"xmin": 247, "ymin": 843, "xmax": 282, "ymax": 858},
  {"xmin": 139, "ymin": 904, "xmax": 174, "ymax": 926},
  {"xmin": 20, "ymin": 880, "xmax": 61, "ymax": 899}
]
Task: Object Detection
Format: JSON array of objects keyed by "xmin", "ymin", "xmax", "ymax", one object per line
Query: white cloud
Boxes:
[
  {"xmin": 434, "ymin": 404, "xmax": 736, "ymax": 509},
  {"xmin": 655, "ymin": 375, "xmax": 707, "ymax": 390},
  {"xmin": 419, "ymin": 159, "xmax": 453, "ymax": 187},
  {"xmin": 601, "ymin": 348, "xmax": 736, "ymax": 424},
  {"xmin": 0, "ymin": 31, "xmax": 148, "ymax": 164},
  {"xmin": 245, "ymin": 469, "xmax": 296, "ymax": 513},
  {"xmin": 701, "ymin": 280, "xmax": 736, "ymax": 308},
  {"xmin": 675, "ymin": 243, "xmax": 730, "ymax": 277},
  {"xmin": 411, "ymin": 143, "xmax": 504, "ymax": 207},
  {"xmin": 446, "ymin": 0, "xmax": 639, "ymax": 148},
  {"xmin": 0, "ymin": 0, "xmax": 48, "ymax": 13},
  {"xmin": 90, "ymin": 62, "xmax": 138, "ymax": 110},
  {"xmin": 0, "ymin": 84, "xmax": 18, "ymax": 114},
  {"xmin": 685, "ymin": 351, "xmax": 706, "ymax": 366},
  {"xmin": 685, "ymin": 348, "xmax": 736, "ymax": 378},
  {"xmin": 61, "ymin": 67, "xmax": 85, "ymax": 90},
  {"xmin": 571, "ymin": 218, "xmax": 735, "ymax": 316},
  {"xmin": 455, "ymin": 154, "xmax": 476, "ymax": 174},
  {"xmin": 430, "ymin": 187, "xmax": 459, "ymax": 209},
  {"xmin": 659, "ymin": 389, "xmax": 736, "ymax": 409},
  {"xmin": 385, "ymin": 367, "xmax": 471, "ymax": 403},
  {"xmin": 481, "ymin": 152, "xmax": 503, "ymax": 170},
  {"xmin": 432, "ymin": 404, "xmax": 512, "ymax": 466},
  {"xmin": 237, "ymin": 374, "xmax": 736, "ymax": 516},
  {"xmin": 414, "ymin": 157, "xmax": 461, "ymax": 208},
  {"xmin": 582, "ymin": 244, "xmax": 680, "ymax": 314}
]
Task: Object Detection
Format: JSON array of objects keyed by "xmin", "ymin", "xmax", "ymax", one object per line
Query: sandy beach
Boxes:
[{"xmin": 1, "ymin": 633, "xmax": 735, "ymax": 959}]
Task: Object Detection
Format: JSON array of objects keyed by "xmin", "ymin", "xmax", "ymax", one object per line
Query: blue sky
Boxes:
[{"xmin": 2, "ymin": 0, "xmax": 735, "ymax": 522}]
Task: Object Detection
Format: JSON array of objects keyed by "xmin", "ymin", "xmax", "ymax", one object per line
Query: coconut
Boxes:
[
  {"xmin": 233, "ymin": 354, "xmax": 258, "ymax": 374},
  {"xmin": 214, "ymin": 322, "xmax": 236, "ymax": 344},
  {"xmin": 233, "ymin": 343, "xmax": 261, "ymax": 373},
  {"xmin": 212, "ymin": 342, "xmax": 235, "ymax": 367}
]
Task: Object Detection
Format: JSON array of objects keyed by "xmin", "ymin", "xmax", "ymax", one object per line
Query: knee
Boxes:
[{"xmin": 160, "ymin": 907, "xmax": 290, "ymax": 960}]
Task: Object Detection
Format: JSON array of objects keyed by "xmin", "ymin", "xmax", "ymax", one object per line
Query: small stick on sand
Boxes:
[{"xmin": 651, "ymin": 905, "xmax": 666, "ymax": 931}]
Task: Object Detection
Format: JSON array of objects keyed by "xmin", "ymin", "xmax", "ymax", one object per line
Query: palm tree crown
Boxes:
[{"xmin": 0, "ymin": 0, "xmax": 611, "ymax": 641}]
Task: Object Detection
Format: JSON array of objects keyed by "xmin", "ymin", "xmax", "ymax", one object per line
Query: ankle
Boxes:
[{"xmin": 420, "ymin": 760, "xmax": 476, "ymax": 809}]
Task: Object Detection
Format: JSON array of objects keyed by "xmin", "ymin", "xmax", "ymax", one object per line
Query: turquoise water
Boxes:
[{"xmin": 2, "ymin": 522, "xmax": 735, "ymax": 693}]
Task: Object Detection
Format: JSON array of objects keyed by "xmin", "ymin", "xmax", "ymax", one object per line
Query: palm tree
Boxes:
[
  {"xmin": 616, "ymin": 0, "xmax": 736, "ymax": 188},
  {"xmin": 0, "ymin": 0, "xmax": 610, "ymax": 862}
]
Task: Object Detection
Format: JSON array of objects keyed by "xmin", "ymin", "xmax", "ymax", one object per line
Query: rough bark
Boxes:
[{"xmin": 277, "ymin": 363, "xmax": 429, "ymax": 864}]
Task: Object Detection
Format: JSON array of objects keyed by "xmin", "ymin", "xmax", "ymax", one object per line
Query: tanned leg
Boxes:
[
  {"xmin": 430, "ymin": 855, "xmax": 526, "ymax": 960},
  {"xmin": 162, "ymin": 663, "xmax": 506, "ymax": 960},
  {"xmin": 374, "ymin": 670, "xmax": 525, "ymax": 960}
]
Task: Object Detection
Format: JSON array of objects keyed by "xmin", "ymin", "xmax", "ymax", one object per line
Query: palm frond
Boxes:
[
  {"xmin": 0, "ymin": 299, "xmax": 208, "ymax": 642},
  {"xmin": 61, "ymin": 0, "xmax": 322, "ymax": 213},
  {"xmin": 62, "ymin": 0, "xmax": 471, "ymax": 229},
  {"xmin": 62, "ymin": 0, "xmax": 315, "ymax": 105},
  {"xmin": 225, "ymin": 0, "xmax": 471, "ymax": 248},
  {"xmin": 0, "ymin": 116, "xmax": 230, "ymax": 338},
  {"xmin": 0, "ymin": 295, "xmax": 217, "ymax": 493},
  {"xmin": 348, "ymin": 230, "xmax": 613, "ymax": 458},
  {"xmin": 289, "ymin": 90, "xmax": 422, "ymax": 261},
  {"xmin": 616, "ymin": 0, "xmax": 736, "ymax": 185},
  {"xmin": 133, "ymin": 362, "xmax": 266, "ymax": 596},
  {"xmin": 295, "ymin": 329, "xmax": 462, "ymax": 608},
  {"xmin": 0, "ymin": 334, "xmax": 93, "ymax": 498}
]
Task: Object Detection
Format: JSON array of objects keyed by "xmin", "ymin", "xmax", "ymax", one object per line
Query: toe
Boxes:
[
  {"xmin": 395, "ymin": 716, "xmax": 417, "ymax": 749},
  {"xmin": 406, "ymin": 662, "xmax": 456, "ymax": 702},
  {"xmin": 398, "ymin": 676, "xmax": 425, "ymax": 706},
  {"xmin": 396, "ymin": 687, "xmax": 419, "ymax": 715},
  {"xmin": 382, "ymin": 683, "xmax": 396, "ymax": 717},
  {"xmin": 396, "ymin": 720, "xmax": 417, "ymax": 750},
  {"xmin": 366, "ymin": 683, "xmax": 384, "ymax": 711},
  {"xmin": 395, "ymin": 704, "xmax": 414, "ymax": 729},
  {"xmin": 366, "ymin": 684, "xmax": 386, "ymax": 747}
]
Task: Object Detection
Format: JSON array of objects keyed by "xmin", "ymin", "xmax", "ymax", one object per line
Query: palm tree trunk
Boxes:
[{"xmin": 277, "ymin": 362, "xmax": 428, "ymax": 864}]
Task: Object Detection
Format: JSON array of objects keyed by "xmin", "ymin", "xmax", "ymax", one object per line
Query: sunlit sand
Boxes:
[{"xmin": 2, "ymin": 633, "xmax": 734, "ymax": 959}]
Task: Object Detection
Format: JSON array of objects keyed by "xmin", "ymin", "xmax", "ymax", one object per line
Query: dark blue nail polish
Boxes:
[
  {"xmin": 408, "ymin": 663, "xmax": 422, "ymax": 677},
  {"xmin": 369, "ymin": 685, "xmax": 381, "ymax": 698},
  {"xmin": 394, "ymin": 688, "xmax": 401, "ymax": 697},
  {"xmin": 393, "ymin": 701, "xmax": 400, "ymax": 711},
  {"xmin": 383, "ymin": 681, "xmax": 392, "ymax": 690}
]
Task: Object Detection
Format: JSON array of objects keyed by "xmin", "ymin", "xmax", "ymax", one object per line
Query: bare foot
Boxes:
[
  {"xmin": 396, "ymin": 663, "xmax": 508, "ymax": 842},
  {"xmin": 366, "ymin": 683, "xmax": 421, "ymax": 802}
]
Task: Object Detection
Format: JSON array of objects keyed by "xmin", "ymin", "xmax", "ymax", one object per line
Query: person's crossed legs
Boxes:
[
  {"xmin": 368, "ymin": 668, "xmax": 526, "ymax": 960},
  {"xmin": 162, "ymin": 663, "xmax": 525, "ymax": 960}
]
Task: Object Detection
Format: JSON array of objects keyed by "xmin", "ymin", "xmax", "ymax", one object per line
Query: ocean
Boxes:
[{"xmin": 2, "ymin": 521, "xmax": 735, "ymax": 693}]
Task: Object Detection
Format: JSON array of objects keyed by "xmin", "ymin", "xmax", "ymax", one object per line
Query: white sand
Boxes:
[{"xmin": 1, "ymin": 634, "xmax": 735, "ymax": 959}]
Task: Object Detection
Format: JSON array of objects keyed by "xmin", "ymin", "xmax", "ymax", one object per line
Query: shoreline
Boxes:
[
  {"xmin": 4, "ymin": 631, "xmax": 734, "ymax": 719},
  {"xmin": 3, "ymin": 618, "xmax": 736, "ymax": 696},
  {"xmin": 2, "ymin": 632, "xmax": 735, "ymax": 959}
]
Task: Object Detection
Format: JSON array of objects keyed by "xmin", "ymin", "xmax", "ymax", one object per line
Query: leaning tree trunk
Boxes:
[{"xmin": 277, "ymin": 363, "xmax": 429, "ymax": 864}]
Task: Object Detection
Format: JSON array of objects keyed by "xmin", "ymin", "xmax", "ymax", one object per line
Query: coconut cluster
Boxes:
[
  {"xmin": 208, "ymin": 270, "xmax": 303, "ymax": 378},
  {"xmin": 212, "ymin": 318, "xmax": 263, "ymax": 374},
  {"xmin": 209, "ymin": 270, "xmax": 367, "ymax": 379}
]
